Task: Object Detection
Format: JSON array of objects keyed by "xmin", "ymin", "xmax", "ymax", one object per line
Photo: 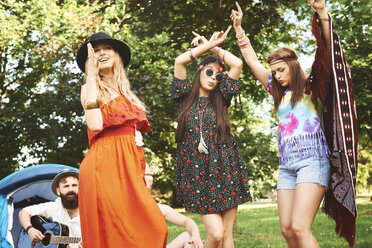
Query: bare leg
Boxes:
[
  {"xmin": 200, "ymin": 213, "xmax": 224, "ymax": 248},
  {"xmin": 221, "ymin": 207, "xmax": 238, "ymax": 248},
  {"xmin": 277, "ymin": 189, "xmax": 297, "ymax": 248},
  {"xmin": 167, "ymin": 231, "xmax": 194, "ymax": 248},
  {"xmin": 291, "ymin": 183, "xmax": 326, "ymax": 248}
]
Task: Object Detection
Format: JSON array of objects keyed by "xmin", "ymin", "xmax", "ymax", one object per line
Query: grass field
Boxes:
[{"xmin": 167, "ymin": 196, "xmax": 372, "ymax": 247}]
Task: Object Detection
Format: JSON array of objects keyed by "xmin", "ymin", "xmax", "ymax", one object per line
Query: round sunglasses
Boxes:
[{"xmin": 202, "ymin": 68, "xmax": 224, "ymax": 82}]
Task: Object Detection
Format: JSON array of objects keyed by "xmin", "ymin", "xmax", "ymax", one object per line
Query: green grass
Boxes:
[{"xmin": 167, "ymin": 197, "xmax": 372, "ymax": 247}]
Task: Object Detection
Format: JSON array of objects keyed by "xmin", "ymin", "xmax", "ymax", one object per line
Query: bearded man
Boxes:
[{"xmin": 19, "ymin": 169, "xmax": 81, "ymax": 248}]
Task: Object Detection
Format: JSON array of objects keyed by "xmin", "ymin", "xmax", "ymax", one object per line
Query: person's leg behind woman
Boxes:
[{"xmin": 200, "ymin": 213, "xmax": 224, "ymax": 248}]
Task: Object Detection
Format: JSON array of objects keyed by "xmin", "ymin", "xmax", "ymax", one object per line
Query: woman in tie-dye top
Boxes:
[
  {"xmin": 231, "ymin": 1, "xmax": 332, "ymax": 247},
  {"xmin": 266, "ymin": 73, "xmax": 329, "ymax": 164}
]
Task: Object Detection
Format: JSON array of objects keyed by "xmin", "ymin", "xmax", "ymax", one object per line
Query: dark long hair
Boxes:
[
  {"xmin": 175, "ymin": 56, "xmax": 232, "ymax": 144},
  {"xmin": 267, "ymin": 47, "xmax": 307, "ymax": 113}
]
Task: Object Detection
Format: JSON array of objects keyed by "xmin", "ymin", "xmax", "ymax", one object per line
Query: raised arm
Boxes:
[
  {"xmin": 80, "ymin": 43, "xmax": 103, "ymax": 132},
  {"xmin": 309, "ymin": 0, "xmax": 331, "ymax": 68},
  {"xmin": 174, "ymin": 26, "xmax": 232, "ymax": 80},
  {"xmin": 231, "ymin": 2, "xmax": 270, "ymax": 88}
]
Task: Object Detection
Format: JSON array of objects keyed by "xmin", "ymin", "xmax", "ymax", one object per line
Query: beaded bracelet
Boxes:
[{"xmin": 236, "ymin": 31, "xmax": 245, "ymax": 39}]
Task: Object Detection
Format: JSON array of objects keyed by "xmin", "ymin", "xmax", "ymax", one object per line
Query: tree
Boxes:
[
  {"xmin": 1, "ymin": 0, "xmax": 370, "ymax": 203},
  {"xmin": 0, "ymin": 0, "xmax": 114, "ymax": 177}
]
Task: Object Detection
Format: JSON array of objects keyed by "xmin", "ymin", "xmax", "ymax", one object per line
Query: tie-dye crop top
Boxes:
[{"xmin": 267, "ymin": 74, "xmax": 329, "ymax": 164}]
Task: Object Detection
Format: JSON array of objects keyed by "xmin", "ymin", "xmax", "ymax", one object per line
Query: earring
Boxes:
[{"xmin": 199, "ymin": 65, "xmax": 205, "ymax": 70}]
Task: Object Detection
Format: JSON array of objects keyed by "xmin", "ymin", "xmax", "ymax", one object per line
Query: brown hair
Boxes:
[
  {"xmin": 266, "ymin": 47, "xmax": 307, "ymax": 113},
  {"xmin": 175, "ymin": 56, "xmax": 231, "ymax": 144}
]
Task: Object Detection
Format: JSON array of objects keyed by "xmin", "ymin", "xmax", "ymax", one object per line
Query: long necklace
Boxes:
[{"xmin": 197, "ymin": 103, "xmax": 209, "ymax": 154}]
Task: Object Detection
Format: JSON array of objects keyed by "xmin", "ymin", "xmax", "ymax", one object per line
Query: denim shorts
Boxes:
[{"xmin": 277, "ymin": 154, "xmax": 330, "ymax": 190}]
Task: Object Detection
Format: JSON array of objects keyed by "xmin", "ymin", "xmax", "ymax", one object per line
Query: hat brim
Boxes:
[
  {"xmin": 51, "ymin": 170, "xmax": 79, "ymax": 196},
  {"xmin": 76, "ymin": 38, "xmax": 131, "ymax": 73}
]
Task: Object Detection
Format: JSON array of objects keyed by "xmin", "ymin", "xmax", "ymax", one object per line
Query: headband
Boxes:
[{"xmin": 269, "ymin": 57, "xmax": 297, "ymax": 66}]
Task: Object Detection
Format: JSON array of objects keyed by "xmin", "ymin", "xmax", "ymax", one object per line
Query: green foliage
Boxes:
[
  {"xmin": 231, "ymin": 98, "xmax": 279, "ymax": 199},
  {"xmin": 1, "ymin": 0, "xmax": 370, "ymax": 203}
]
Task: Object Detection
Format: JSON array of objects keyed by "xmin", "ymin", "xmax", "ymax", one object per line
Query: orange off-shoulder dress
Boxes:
[{"xmin": 79, "ymin": 95, "xmax": 168, "ymax": 248}]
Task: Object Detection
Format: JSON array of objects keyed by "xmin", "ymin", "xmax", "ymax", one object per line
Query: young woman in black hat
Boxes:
[
  {"xmin": 77, "ymin": 32, "xmax": 168, "ymax": 248},
  {"xmin": 170, "ymin": 27, "xmax": 251, "ymax": 248}
]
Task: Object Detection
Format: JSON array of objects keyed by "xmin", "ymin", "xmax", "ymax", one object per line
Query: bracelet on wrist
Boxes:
[
  {"xmin": 188, "ymin": 48, "xmax": 197, "ymax": 61},
  {"xmin": 236, "ymin": 31, "xmax": 245, "ymax": 39},
  {"xmin": 317, "ymin": 17, "xmax": 329, "ymax": 22},
  {"xmin": 237, "ymin": 36, "xmax": 250, "ymax": 43},
  {"xmin": 25, "ymin": 225, "xmax": 33, "ymax": 233},
  {"xmin": 144, "ymin": 173, "xmax": 153, "ymax": 176},
  {"xmin": 237, "ymin": 36, "xmax": 251, "ymax": 48}
]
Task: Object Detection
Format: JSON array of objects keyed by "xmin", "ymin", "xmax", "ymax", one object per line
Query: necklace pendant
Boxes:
[{"xmin": 198, "ymin": 135, "xmax": 209, "ymax": 154}]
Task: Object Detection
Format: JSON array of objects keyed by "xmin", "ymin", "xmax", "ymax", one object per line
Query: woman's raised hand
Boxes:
[
  {"xmin": 191, "ymin": 31, "xmax": 209, "ymax": 47},
  {"xmin": 85, "ymin": 43, "xmax": 99, "ymax": 77},
  {"xmin": 230, "ymin": 1, "xmax": 243, "ymax": 27},
  {"xmin": 191, "ymin": 26, "xmax": 231, "ymax": 48},
  {"xmin": 308, "ymin": 0, "xmax": 326, "ymax": 12},
  {"xmin": 210, "ymin": 26, "xmax": 232, "ymax": 46}
]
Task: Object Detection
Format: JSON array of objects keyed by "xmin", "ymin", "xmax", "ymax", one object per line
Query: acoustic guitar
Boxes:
[{"xmin": 19, "ymin": 215, "xmax": 81, "ymax": 248}]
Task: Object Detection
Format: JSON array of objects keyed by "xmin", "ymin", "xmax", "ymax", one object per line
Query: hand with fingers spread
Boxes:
[
  {"xmin": 230, "ymin": 1, "xmax": 243, "ymax": 28},
  {"xmin": 85, "ymin": 42, "xmax": 99, "ymax": 78}
]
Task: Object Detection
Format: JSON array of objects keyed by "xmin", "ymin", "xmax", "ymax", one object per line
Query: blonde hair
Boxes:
[{"xmin": 90, "ymin": 51, "xmax": 146, "ymax": 111}]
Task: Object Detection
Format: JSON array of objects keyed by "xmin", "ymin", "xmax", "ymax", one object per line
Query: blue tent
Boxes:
[{"xmin": 0, "ymin": 164, "xmax": 78, "ymax": 248}]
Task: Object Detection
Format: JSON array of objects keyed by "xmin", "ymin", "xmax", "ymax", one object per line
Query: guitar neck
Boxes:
[{"xmin": 50, "ymin": 236, "xmax": 81, "ymax": 244}]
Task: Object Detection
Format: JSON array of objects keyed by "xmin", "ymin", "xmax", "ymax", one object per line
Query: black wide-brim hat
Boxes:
[
  {"xmin": 51, "ymin": 169, "xmax": 79, "ymax": 196},
  {"xmin": 76, "ymin": 32, "xmax": 131, "ymax": 73}
]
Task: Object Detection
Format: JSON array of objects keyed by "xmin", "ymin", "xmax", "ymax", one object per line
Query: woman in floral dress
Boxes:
[{"xmin": 170, "ymin": 27, "xmax": 251, "ymax": 248}]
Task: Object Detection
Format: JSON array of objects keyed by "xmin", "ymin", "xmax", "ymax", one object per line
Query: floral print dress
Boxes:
[{"xmin": 170, "ymin": 75, "xmax": 251, "ymax": 214}]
